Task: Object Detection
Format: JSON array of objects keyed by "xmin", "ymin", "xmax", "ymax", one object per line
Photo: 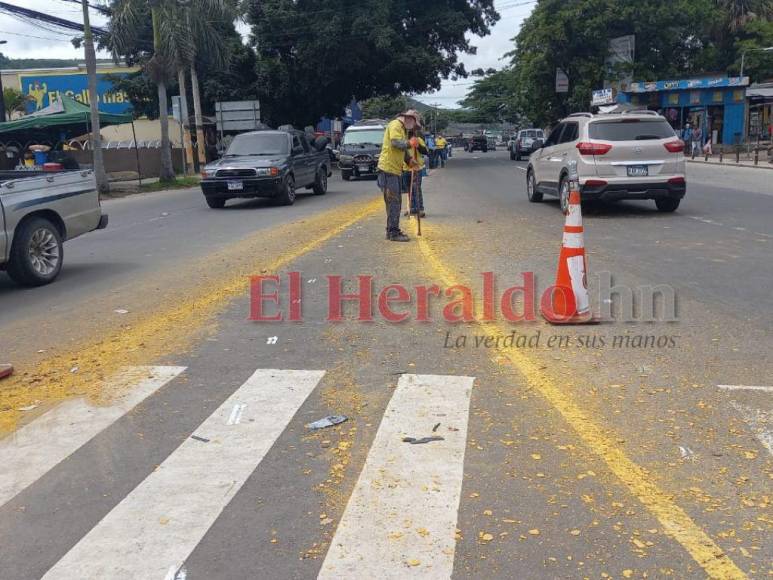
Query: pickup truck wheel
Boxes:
[
  {"xmin": 313, "ymin": 169, "xmax": 328, "ymax": 195},
  {"xmin": 341, "ymin": 169, "xmax": 352, "ymax": 181},
  {"xmin": 655, "ymin": 198, "xmax": 680, "ymax": 212},
  {"xmin": 7, "ymin": 217, "xmax": 63, "ymax": 287},
  {"xmin": 276, "ymin": 175, "xmax": 296, "ymax": 205},
  {"xmin": 205, "ymin": 196, "xmax": 226, "ymax": 209}
]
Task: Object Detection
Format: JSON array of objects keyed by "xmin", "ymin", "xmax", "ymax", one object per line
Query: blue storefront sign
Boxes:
[
  {"xmin": 618, "ymin": 76, "xmax": 750, "ymax": 144},
  {"xmin": 20, "ymin": 71, "xmax": 133, "ymax": 115}
]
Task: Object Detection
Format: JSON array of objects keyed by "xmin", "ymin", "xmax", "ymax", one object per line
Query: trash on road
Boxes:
[
  {"xmin": 114, "ymin": 309, "xmax": 130, "ymax": 315},
  {"xmin": 18, "ymin": 404, "xmax": 38, "ymax": 411},
  {"xmin": 0, "ymin": 364, "xmax": 13, "ymax": 380},
  {"xmin": 191, "ymin": 435, "xmax": 210, "ymax": 443},
  {"xmin": 402, "ymin": 436, "xmax": 444, "ymax": 445},
  {"xmin": 306, "ymin": 415, "xmax": 348, "ymax": 430},
  {"xmin": 432, "ymin": 422, "xmax": 441, "ymax": 432}
]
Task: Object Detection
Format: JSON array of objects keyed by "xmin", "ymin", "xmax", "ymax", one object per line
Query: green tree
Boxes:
[
  {"xmin": 245, "ymin": 0, "xmax": 499, "ymax": 126},
  {"xmin": 3, "ymin": 88, "xmax": 29, "ymax": 115},
  {"xmin": 460, "ymin": 69, "xmax": 520, "ymax": 123},
  {"xmin": 108, "ymin": 0, "xmax": 181, "ymax": 181},
  {"xmin": 361, "ymin": 95, "xmax": 408, "ymax": 119}
]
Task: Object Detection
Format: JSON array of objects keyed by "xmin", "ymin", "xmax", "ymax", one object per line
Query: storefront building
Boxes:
[
  {"xmin": 747, "ymin": 82, "xmax": 773, "ymax": 142},
  {"xmin": 617, "ymin": 76, "xmax": 749, "ymax": 145}
]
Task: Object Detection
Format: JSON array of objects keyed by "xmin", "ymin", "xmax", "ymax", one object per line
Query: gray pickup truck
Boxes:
[
  {"xmin": 0, "ymin": 170, "xmax": 108, "ymax": 286},
  {"xmin": 200, "ymin": 129, "xmax": 331, "ymax": 208}
]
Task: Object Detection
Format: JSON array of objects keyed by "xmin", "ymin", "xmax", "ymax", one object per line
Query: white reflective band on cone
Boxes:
[
  {"xmin": 566, "ymin": 203, "xmax": 583, "ymax": 227},
  {"xmin": 562, "ymin": 232, "xmax": 585, "ymax": 248},
  {"xmin": 567, "ymin": 255, "xmax": 590, "ymax": 313}
]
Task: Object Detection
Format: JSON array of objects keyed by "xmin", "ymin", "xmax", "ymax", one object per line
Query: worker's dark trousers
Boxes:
[{"xmin": 377, "ymin": 171, "xmax": 402, "ymax": 234}]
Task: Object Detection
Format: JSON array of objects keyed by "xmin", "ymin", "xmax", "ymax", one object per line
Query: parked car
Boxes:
[
  {"xmin": 338, "ymin": 119, "xmax": 386, "ymax": 180},
  {"xmin": 465, "ymin": 135, "xmax": 488, "ymax": 153},
  {"xmin": 510, "ymin": 129, "xmax": 545, "ymax": 160},
  {"xmin": 200, "ymin": 129, "xmax": 331, "ymax": 208},
  {"xmin": 0, "ymin": 170, "xmax": 108, "ymax": 286},
  {"xmin": 525, "ymin": 111, "xmax": 686, "ymax": 212}
]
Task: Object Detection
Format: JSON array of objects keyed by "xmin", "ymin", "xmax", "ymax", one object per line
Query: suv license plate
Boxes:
[
  {"xmin": 227, "ymin": 180, "xmax": 244, "ymax": 191},
  {"xmin": 357, "ymin": 164, "xmax": 370, "ymax": 172},
  {"xmin": 627, "ymin": 165, "xmax": 648, "ymax": 177}
]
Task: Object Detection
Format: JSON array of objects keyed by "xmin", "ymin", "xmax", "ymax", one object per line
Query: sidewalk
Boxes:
[{"xmin": 687, "ymin": 153, "xmax": 773, "ymax": 170}]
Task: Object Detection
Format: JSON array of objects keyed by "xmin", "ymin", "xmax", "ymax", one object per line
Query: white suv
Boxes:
[{"xmin": 525, "ymin": 111, "xmax": 686, "ymax": 212}]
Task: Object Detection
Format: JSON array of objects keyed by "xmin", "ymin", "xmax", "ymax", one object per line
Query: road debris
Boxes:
[
  {"xmin": 114, "ymin": 309, "xmax": 130, "ymax": 315},
  {"xmin": 0, "ymin": 364, "xmax": 13, "ymax": 380},
  {"xmin": 402, "ymin": 436, "xmax": 444, "ymax": 445},
  {"xmin": 432, "ymin": 422, "xmax": 441, "ymax": 432},
  {"xmin": 190, "ymin": 435, "xmax": 210, "ymax": 443},
  {"xmin": 266, "ymin": 336, "xmax": 278, "ymax": 345},
  {"xmin": 18, "ymin": 404, "xmax": 38, "ymax": 412},
  {"xmin": 306, "ymin": 415, "xmax": 348, "ymax": 430}
]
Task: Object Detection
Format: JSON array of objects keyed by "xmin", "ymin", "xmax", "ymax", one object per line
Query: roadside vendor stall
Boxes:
[{"xmin": 0, "ymin": 95, "xmax": 133, "ymax": 170}]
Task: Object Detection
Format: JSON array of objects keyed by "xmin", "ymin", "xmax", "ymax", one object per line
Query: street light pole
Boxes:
[{"xmin": 0, "ymin": 40, "xmax": 8, "ymax": 123}]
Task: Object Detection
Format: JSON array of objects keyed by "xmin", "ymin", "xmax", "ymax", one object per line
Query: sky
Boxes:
[{"xmin": 0, "ymin": 0, "xmax": 536, "ymax": 109}]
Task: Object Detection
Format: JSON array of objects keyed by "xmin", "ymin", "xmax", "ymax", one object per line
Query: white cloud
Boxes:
[{"xmin": 415, "ymin": 3, "xmax": 535, "ymax": 108}]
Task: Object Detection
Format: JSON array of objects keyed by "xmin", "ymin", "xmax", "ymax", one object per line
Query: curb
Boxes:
[{"xmin": 687, "ymin": 159, "xmax": 773, "ymax": 171}]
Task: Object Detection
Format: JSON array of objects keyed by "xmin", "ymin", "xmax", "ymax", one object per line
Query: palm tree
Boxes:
[
  {"xmin": 717, "ymin": 0, "xmax": 770, "ymax": 31},
  {"xmin": 109, "ymin": 0, "xmax": 177, "ymax": 182}
]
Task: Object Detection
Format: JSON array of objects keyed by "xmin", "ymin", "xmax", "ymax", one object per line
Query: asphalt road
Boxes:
[{"xmin": 1, "ymin": 152, "xmax": 770, "ymax": 580}]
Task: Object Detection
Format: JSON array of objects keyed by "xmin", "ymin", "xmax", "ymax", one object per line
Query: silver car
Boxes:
[{"xmin": 526, "ymin": 111, "xmax": 686, "ymax": 212}]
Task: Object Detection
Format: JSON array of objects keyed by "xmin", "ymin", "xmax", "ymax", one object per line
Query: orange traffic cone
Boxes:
[{"xmin": 541, "ymin": 165, "xmax": 597, "ymax": 325}]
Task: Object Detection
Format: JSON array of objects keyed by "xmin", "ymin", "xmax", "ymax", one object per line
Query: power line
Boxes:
[{"xmin": 0, "ymin": 28, "xmax": 77, "ymax": 42}]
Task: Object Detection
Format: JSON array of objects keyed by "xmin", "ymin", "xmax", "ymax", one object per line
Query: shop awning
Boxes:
[
  {"xmin": 747, "ymin": 86, "xmax": 773, "ymax": 99},
  {"xmin": 0, "ymin": 95, "xmax": 132, "ymax": 135}
]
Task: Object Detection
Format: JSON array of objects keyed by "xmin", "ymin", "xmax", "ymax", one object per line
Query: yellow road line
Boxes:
[
  {"xmin": 0, "ymin": 198, "xmax": 382, "ymax": 435},
  {"xmin": 416, "ymin": 228, "xmax": 746, "ymax": 580}
]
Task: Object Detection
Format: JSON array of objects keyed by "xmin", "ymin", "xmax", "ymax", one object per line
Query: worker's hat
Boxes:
[{"xmin": 400, "ymin": 109, "xmax": 422, "ymax": 126}]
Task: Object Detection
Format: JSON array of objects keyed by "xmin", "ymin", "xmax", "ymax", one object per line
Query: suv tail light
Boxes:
[
  {"xmin": 663, "ymin": 140, "xmax": 684, "ymax": 153},
  {"xmin": 576, "ymin": 142, "xmax": 612, "ymax": 156},
  {"xmin": 668, "ymin": 177, "xmax": 685, "ymax": 185}
]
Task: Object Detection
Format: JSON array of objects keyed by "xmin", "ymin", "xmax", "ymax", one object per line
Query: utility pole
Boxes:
[
  {"xmin": 0, "ymin": 40, "xmax": 7, "ymax": 123},
  {"xmin": 81, "ymin": 0, "xmax": 109, "ymax": 194}
]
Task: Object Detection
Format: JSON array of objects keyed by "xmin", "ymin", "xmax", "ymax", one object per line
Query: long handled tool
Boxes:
[{"xmin": 413, "ymin": 169, "xmax": 421, "ymax": 236}]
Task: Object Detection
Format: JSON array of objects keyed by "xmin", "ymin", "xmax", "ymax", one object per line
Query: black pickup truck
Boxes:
[{"xmin": 200, "ymin": 129, "xmax": 331, "ymax": 208}]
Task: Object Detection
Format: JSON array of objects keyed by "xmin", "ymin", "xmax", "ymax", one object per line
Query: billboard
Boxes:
[{"xmin": 19, "ymin": 71, "xmax": 133, "ymax": 115}]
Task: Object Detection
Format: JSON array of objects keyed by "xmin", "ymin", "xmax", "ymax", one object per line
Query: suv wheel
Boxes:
[
  {"xmin": 276, "ymin": 175, "xmax": 296, "ymax": 206},
  {"xmin": 341, "ymin": 169, "xmax": 352, "ymax": 181},
  {"xmin": 559, "ymin": 177, "xmax": 570, "ymax": 213},
  {"xmin": 313, "ymin": 169, "xmax": 328, "ymax": 195},
  {"xmin": 526, "ymin": 169, "xmax": 542, "ymax": 202},
  {"xmin": 205, "ymin": 196, "xmax": 226, "ymax": 209},
  {"xmin": 7, "ymin": 217, "xmax": 63, "ymax": 286},
  {"xmin": 655, "ymin": 198, "xmax": 680, "ymax": 212}
]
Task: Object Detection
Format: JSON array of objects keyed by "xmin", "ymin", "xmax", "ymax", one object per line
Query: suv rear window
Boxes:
[{"xmin": 588, "ymin": 119, "xmax": 675, "ymax": 141}]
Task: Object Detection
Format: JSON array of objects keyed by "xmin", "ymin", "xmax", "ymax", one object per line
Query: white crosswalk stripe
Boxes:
[
  {"xmin": 319, "ymin": 373, "xmax": 475, "ymax": 579},
  {"xmin": 0, "ymin": 365, "xmax": 186, "ymax": 509},
  {"xmin": 42, "ymin": 368, "xmax": 325, "ymax": 580}
]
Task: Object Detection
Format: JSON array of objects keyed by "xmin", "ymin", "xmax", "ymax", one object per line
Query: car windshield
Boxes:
[
  {"xmin": 523, "ymin": 130, "xmax": 538, "ymax": 138},
  {"xmin": 589, "ymin": 119, "xmax": 675, "ymax": 141},
  {"xmin": 343, "ymin": 129, "xmax": 384, "ymax": 145},
  {"xmin": 224, "ymin": 133, "xmax": 289, "ymax": 156}
]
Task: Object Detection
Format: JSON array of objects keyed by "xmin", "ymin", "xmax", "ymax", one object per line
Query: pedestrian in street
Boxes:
[
  {"xmin": 377, "ymin": 110, "xmax": 420, "ymax": 242},
  {"xmin": 425, "ymin": 133, "xmax": 437, "ymax": 169},
  {"xmin": 682, "ymin": 123, "xmax": 692, "ymax": 154},
  {"xmin": 403, "ymin": 127, "xmax": 428, "ymax": 218},
  {"xmin": 436, "ymin": 134, "xmax": 448, "ymax": 167},
  {"xmin": 691, "ymin": 125, "xmax": 702, "ymax": 157}
]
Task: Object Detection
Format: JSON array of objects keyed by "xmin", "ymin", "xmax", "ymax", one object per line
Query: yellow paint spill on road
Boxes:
[
  {"xmin": 416, "ymin": 224, "xmax": 746, "ymax": 580},
  {"xmin": 0, "ymin": 197, "xmax": 381, "ymax": 435}
]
